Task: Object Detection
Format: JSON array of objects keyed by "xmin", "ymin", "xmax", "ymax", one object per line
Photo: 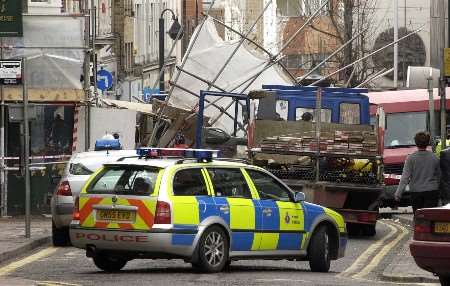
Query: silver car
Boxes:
[{"xmin": 50, "ymin": 149, "xmax": 137, "ymax": 246}]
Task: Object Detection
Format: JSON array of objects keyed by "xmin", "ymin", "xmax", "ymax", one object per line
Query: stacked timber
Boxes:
[{"xmin": 259, "ymin": 130, "xmax": 378, "ymax": 156}]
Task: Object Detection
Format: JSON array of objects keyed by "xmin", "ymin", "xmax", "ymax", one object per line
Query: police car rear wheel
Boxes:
[
  {"xmin": 197, "ymin": 226, "xmax": 229, "ymax": 273},
  {"xmin": 93, "ymin": 255, "xmax": 127, "ymax": 272},
  {"xmin": 308, "ymin": 225, "xmax": 331, "ymax": 273}
]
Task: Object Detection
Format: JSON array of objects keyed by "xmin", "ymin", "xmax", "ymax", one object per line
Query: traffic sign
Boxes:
[
  {"xmin": 444, "ymin": 48, "xmax": 450, "ymax": 78},
  {"xmin": 0, "ymin": 59, "xmax": 22, "ymax": 85},
  {"xmin": 97, "ymin": 69, "xmax": 113, "ymax": 91}
]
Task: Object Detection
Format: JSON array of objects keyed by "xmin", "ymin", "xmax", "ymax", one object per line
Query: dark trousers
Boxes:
[{"xmin": 411, "ymin": 190, "xmax": 439, "ymax": 213}]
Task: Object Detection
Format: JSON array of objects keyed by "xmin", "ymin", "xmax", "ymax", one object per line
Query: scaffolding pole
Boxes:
[
  {"xmin": 310, "ymin": 27, "xmax": 424, "ymax": 86},
  {"xmin": 84, "ymin": 0, "xmax": 91, "ymax": 151},
  {"xmin": 0, "ymin": 38, "xmax": 5, "ymax": 217},
  {"xmin": 149, "ymin": 0, "xmax": 218, "ymax": 146},
  {"xmin": 298, "ymin": 29, "xmax": 365, "ymax": 85},
  {"xmin": 356, "ymin": 68, "xmax": 393, "ymax": 88},
  {"xmin": 179, "ymin": 3, "xmax": 273, "ymax": 126},
  {"xmin": 276, "ymin": 0, "xmax": 329, "ymax": 57},
  {"xmin": 237, "ymin": 2, "xmax": 328, "ymax": 93},
  {"xmin": 203, "ymin": 1, "xmax": 273, "ymax": 92},
  {"xmin": 208, "ymin": 15, "xmax": 297, "ymax": 83}
]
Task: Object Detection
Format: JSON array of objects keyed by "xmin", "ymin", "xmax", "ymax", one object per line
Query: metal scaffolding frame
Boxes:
[{"xmin": 149, "ymin": 0, "xmax": 330, "ymax": 147}]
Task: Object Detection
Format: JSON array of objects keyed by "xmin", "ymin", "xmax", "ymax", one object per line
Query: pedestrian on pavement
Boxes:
[
  {"xmin": 395, "ymin": 131, "xmax": 440, "ymax": 213},
  {"xmin": 440, "ymin": 147, "xmax": 450, "ymax": 205},
  {"xmin": 51, "ymin": 113, "xmax": 65, "ymax": 152}
]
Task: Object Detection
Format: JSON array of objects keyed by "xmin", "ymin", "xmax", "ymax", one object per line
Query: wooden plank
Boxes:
[
  {"xmin": 253, "ymin": 120, "xmax": 373, "ymax": 146},
  {"xmin": 3, "ymin": 88, "xmax": 85, "ymax": 102}
]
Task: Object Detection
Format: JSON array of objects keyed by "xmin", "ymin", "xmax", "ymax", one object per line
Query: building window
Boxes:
[
  {"xmin": 303, "ymin": 0, "xmax": 330, "ymax": 16},
  {"xmin": 7, "ymin": 105, "xmax": 75, "ymax": 158},
  {"xmin": 285, "ymin": 54, "xmax": 304, "ymax": 69},
  {"xmin": 124, "ymin": 0, "xmax": 133, "ymax": 16},
  {"xmin": 277, "ymin": 0, "xmax": 302, "ymax": 17}
]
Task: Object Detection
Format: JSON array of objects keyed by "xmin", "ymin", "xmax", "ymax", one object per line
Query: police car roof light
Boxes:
[
  {"xmin": 136, "ymin": 148, "xmax": 219, "ymax": 162},
  {"xmin": 95, "ymin": 139, "xmax": 122, "ymax": 151}
]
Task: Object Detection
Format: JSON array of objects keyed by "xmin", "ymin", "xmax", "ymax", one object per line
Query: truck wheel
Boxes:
[
  {"xmin": 308, "ymin": 225, "xmax": 331, "ymax": 273},
  {"xmin": 196, "ymin": 226, "xmax": 229, "ymax": 273},
  {"xmin": 52, "ymin": 221, "xmax": 71, "ymax": 247},
  {"xmin": 363, "ymin": 225, "xmax": 376, "ymax": 237},
  {"xmin": 93, "ymin": 255, "xmax": 127, "ymax": 272},
  {"xmin": 439, "ymin": 275, "xmax": 450, "ymax": 286}
]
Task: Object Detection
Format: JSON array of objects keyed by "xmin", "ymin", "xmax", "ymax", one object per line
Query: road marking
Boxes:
[
  {"xmin": 255, "ymin": 278, "xmax": 310, "ymax": 283},
  {"xmin": 337, "ymin": 221, "xmax": 398, "ymax": 278},
  {"xmin": 353, "ymin": 221, "xmax": 409, "ymax": 279},
  {"xmin": 36, "ymin": 281, "xmax": 82, "ymax": 286},
  {"xmin": 0, "ymin": 247, "xmax": 58, "ymax": 277}
]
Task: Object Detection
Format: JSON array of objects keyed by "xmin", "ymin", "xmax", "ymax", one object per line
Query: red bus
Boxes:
[{"xmin": 368, "ymin": 88, "xmax": 450, "ymax": 207}]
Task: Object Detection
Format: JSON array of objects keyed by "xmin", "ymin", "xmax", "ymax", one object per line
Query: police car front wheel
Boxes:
[
  {"xmin": 196, "ymin": 226, "xmax": 229, "ymax": 273},
  {"xmin": 308, "ymin": 225, "xmax": 331, "ymax": 273},
  {"xmin": 93, "ymin": 255, "xmax": 127, "ymax": 272}
]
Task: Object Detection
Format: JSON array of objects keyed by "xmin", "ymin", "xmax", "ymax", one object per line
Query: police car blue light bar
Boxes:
[
  {"xmin": 95, "ymin": 139, "xmax": 122, "ymax": 151},
  {"xmin": 136, "ymin": 148, "xmax": 220, "ymax": 161}
]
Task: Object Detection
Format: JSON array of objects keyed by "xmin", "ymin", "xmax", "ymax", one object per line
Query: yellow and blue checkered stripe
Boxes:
[{"xmin": 168, "ymin": 166, "xmax": 343, "ymax": 251}]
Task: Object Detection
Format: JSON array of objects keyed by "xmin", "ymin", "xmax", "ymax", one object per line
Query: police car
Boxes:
[{"xmin": 70, "ymin": 148, "xmax": 347, "ymax": 273}]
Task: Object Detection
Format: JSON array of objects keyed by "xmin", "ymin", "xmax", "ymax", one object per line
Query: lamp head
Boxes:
[{"xmin": 168, "ymin": 18, "xmax": 183, "ymax": 40}]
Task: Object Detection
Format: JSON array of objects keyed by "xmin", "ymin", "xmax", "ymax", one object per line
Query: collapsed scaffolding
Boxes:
[{"xmin": 148, "ymin": 0, "xmax": 423, "ymax": 148}]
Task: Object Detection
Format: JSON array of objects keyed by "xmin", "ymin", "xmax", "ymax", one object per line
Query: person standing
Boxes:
[
  {"xmin": 51, "ymin": 113, "xmax": 65, "ymax": 152},
  {"xmin": 395, "ymin": 132, "xmax": 440, "ymax": 213}
]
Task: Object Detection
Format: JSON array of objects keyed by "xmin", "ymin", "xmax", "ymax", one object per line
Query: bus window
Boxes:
[{"xmin": 340, "ymin": 103, "xmax": 360, "ymax": 124}]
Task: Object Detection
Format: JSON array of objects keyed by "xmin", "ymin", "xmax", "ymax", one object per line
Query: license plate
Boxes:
[
  {"xmin": 96, "ymin": 210, "xmax": 135, "ymax": 222},
  {"xmin": 434, "ymin": 222, "xmax": 450, "ymax": 234}
]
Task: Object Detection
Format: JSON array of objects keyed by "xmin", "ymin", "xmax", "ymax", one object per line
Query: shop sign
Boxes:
[{"xmin": 0, "ymin": 0, "xmax": 23, "ymax": 37}]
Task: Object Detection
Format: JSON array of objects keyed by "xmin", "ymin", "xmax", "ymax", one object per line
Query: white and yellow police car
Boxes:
[{"xmin": 70, "ymin": 148, "xmax": 347, "ymax": 273}]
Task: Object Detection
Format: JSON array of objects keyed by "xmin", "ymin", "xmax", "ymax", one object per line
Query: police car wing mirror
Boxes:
[{"xmin": 294, "ymin": 192, "xmax": 306, "ymax": 203}]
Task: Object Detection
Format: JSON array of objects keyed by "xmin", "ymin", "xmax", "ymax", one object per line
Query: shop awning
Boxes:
[{"xmin": 100, "ymin": 98, "xmax": 157, "ymax": 116}]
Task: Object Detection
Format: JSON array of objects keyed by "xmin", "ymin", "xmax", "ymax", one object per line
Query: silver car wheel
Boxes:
[{"xmin": 204, "ymin": 231, "xmax": 225, "ymax": 267}]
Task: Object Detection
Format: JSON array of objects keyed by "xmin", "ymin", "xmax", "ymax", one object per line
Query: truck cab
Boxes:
[{"xmin": 259, "ymin": 85, "xmax": 370, "ymax": 125}]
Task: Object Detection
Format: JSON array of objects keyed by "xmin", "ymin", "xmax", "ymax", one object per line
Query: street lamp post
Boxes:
[{"xmin": 159, "ymin": 9, "xmax": 183, "ymax": 94}]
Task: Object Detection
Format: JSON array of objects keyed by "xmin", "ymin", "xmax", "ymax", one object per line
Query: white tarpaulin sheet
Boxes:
[
  {"xmin": 3, "ymin": 16, "xmax": 84, "ymax": 90},
  {"xmin": 169, "ymin": 17, "xmax": 293, "ymax": 134}
]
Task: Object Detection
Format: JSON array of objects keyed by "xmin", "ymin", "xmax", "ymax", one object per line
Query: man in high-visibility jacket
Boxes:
[
  {"xmin": 434, "ymin": 139, "xmax": 450, "ymax": 157},
  {"xmin": 440, "ymin": 147, "xmax": 450, "ymax": 205}
]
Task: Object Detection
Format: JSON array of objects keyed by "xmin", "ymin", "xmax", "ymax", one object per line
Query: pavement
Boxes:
[
  {"xmin": 381, "ymin": 213, "xmax": 440, "ymax": 283},
  {"xmin": 0, "ymin": 216, "xmax": 51, "ymax": 265}
]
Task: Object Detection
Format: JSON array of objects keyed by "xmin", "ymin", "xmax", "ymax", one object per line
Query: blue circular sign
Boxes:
[{"xmin": 97, "ymin": 69, "xmax": 113, "ymax": 91}]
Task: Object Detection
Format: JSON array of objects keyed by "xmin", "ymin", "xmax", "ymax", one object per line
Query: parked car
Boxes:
[
  {"xmin": 70, "ymin": 148, "xmax": 347, "ymax": 273},
  {"xmin": 410, "ymin": 205, "xmax": 450, "ymax": 286},
  {"xmin": 50, "ymin": 149, "xmax": 137, "ymax": 246}
]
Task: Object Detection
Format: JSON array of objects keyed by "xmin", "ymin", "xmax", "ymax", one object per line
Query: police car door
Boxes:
[
  {"xmin": 206, "ymin": 168, "xmax": 261, "ymax": 252},
  {"xmin": 170, "ymin": 167, "xmax": 213, "ymax": 246},
  {"xmin": 245, "ymin": 169, "xmax": 306, "ymax": 251}
]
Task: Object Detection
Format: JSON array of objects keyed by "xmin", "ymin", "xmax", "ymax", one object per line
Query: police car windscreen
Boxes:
[{"xmin": 87, "ymin": 166, "xmax": 160, "ymax": 195}]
